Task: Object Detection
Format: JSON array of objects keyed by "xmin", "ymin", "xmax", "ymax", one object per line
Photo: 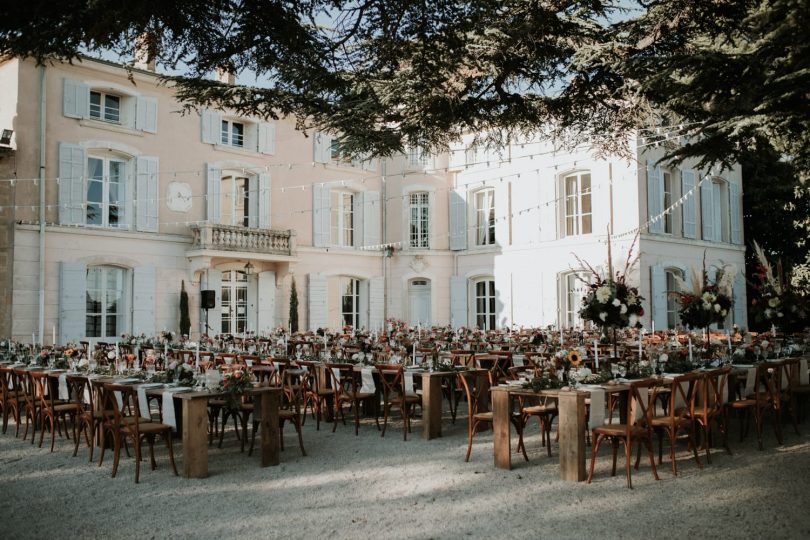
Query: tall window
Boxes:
[
  {"xmin": 89, "ymin": 91, "xmax": 120, "ymax": 123},
  {"xmin": 665, "ymin": 269, "xmax": 682, "ymax": 329},
  {"xmin": 86, "ymin": 266, "xmax": 124, "ymax": 338},
  {"xmin": 474, "ymin": 279, "xmax": 496, "ymax": 330},
  {"xmin": 221, "ymin": 270, "xmax": 248, "ymax": 334},
  {"xmin": 87, "ymin": 156, "xmax": 125, "ymax": 227},
  {"xmin": 221, "ymin": 120, "xmax": 245, "ymax": 147},
  {"xmin": 563, "ymin": 172, "xmax": 592, "ymax": 236},
  {"xmin": 474, "ymin": 188, "xmax": 495, "ymax": 246},
  {"xmin": 408, "ymin": 147, "xmax": 428, "ymax": 167},
  {"xmin": 563, "ymin": 271, "xmax": 590, "ymax": 328},
  {"xmin": 331, "ymin": 190, "xmax": 354, "ymax": 246},
  {"xmin": 663, "ymin": 171, "xmax": 673, "ymax": 234},
  {"xmin": 409, "ymin": 192, "xmax": 430, "ymax": 248},
  {"xmin": 341, "ymin": 277, "xmax": 360, "ymax": 328},
  {"xmin": 220, "ymin": 175, "xmax": 250, "ymax": 227}
]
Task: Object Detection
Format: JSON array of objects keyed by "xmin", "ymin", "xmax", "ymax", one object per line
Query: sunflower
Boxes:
[{"xmin": 567, "ymin": 349, "xmax": 582, "ymax": 366}]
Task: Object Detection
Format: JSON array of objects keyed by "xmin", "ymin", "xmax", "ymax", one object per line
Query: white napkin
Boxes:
[
  {"xmin": 513, "ymin": 355, "xmax": 524, "ymax": 367},
  {"xmin": 801, "ymin": 359, "xmax": 809, "ymax": 386},
  {"xmin": 744, "ymin": 367, "xmax": 757, "ymax": 397},
  {"xmin": 405, "ymin": 372, "xmax": 415, "ymax": 395},
  {"xmin": 162, "ymin": 390, "xmax": 177, "ymax": 428},
  {"xmin": 361, "ymin": 367, "xmax": 375, "ymax": 393},
  {"xmin": 137, "ymin": 384, "xmax": 163, "ymax": 419},
  {"xmin": 58, "ymin": 373, "xmax": 69, "ymax": 401},
  {"xmin": 588, "ymin": 387, "xmax": 605, "ymax": 429}
]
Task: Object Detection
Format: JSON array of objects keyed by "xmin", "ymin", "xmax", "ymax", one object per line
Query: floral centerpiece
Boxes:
[
  {"xmin": 674, "ymin": 261, "xmax": 735, "ymax": 330},
  {"xmin": 748, "ymin": 241, "xmax": 810, "ymax": 332},
  {"xmin": 218, "ymin": 369, "xmax": 252, "ymax": 409}
]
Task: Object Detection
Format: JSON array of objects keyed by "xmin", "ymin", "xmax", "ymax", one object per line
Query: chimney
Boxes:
[
  {"xmin": 133, "ymin": 33, "xmax": 157, "ymax": 72},
  {"xmin": 215, "ymin": 65, "xmax": 236, "ymax": 85}
]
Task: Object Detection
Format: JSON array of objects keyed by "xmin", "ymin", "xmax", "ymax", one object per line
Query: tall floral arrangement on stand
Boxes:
[
  {"xmin": 674, "ymin": 261, "xmax": 735, "ymax": 331},
  {"xmin": 748, "ymin": 241, "xmax": 809, "ymax": 332}
]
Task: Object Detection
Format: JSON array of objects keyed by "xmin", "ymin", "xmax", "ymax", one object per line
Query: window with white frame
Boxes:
[
  {"xmin": 86, "ymin": 266, "xmax": 125, "ymax": 338},
  {"xmin": 407, "ymin": 147, "xmax": 428, "ymax": 168},
  {"xmin": 474, "ymin": 278, "xmax": 496, "ymax": 330},
  {"xmin": 341, "ymin": 277, "xmax": 360, "ymax": 328},
  {"xmin": 221, "ymin": 119, "xmax": 245, "ymax": 148},
  {"xmin": 474, "ymin": 188, "xmax": 495, "ymax": 246},
  {"xmin": 220, "ymin": 175, "xmax": 251, "ymax": 227},
  {"xmin": 663, "ymin": 171, "xmax": 673, "ymax": 234},
  {"xmin": 562, "ymin": 271, "xmax": 591, "ymax": 328},
  {"xmin": 409, "ymin": 192, "xmax": 430, "ymax": 248},
  {"xmin": 331, "ymin": 190, "xmax": 355, "ymax": 246},
  {"xmin": 665, "ymin": 268, "xmax": 683, "ymax": 328},
  {"xmin": 86, "ymin": 155, "xmax": 126, "ymax": 227},
  {"xmin": 562, "ymin": 172, "xmax": 592, "ymax": 236},
  {"xmin": 89, "ymin": 91, "xmax": 121, "ymax": 123}
]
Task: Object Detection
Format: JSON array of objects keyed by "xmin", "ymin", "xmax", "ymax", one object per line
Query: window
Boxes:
[
  {"xmin": 474, "ymin": 279, "xmax": 496, "ymax": 330},
  {"xmin": 89, "ymin": 91, "xmax": 121, "ymax": 123},
  {"xmin": 341, "ymin": 277, "xmax": 360, "ymax": 328},
  {"xmin": 409, "ymin": 192, "xmax": 430, "ymax": 248},
  {"xmin": 330, "ymin": 190, "xmax": 354, "ymax": 246},
  {"xmin": 220, "ymin": 175, "xmax": 251, "ymax": 227},
  {"xmin": 474, "ymin": 188, "xmax": 495, "ymax": 246},
  {"xmin": 563, "ymin": 172, "xmax": 592, "ymax": 236},
  {"xmin": 665, "ymin": 269, "xmax": 683, "ymax": 329},
  {"xmin": 562, "ymin": 271, "xmax": 591, "ymax": 328},
  {"xmin": 87, "ymin": 156, "xmax": 125, "ymax": 227},
  {"xmin": 221, "ymin": 270, "xmax": 248, "ymax": 334},
  {"xmin": 86, "ymin": 266, "xmax": 125, "ymax": 338},
  {"xmin": 221, "ymin": 120, "xmax": 245, "ymax": 148},
  {"xmin": 663, "ymin": 171, "xmax": 673, "ymax": 234},
  {"xmin": 407, "ymin": 147, "xmax": 428, "ymax": 167}
]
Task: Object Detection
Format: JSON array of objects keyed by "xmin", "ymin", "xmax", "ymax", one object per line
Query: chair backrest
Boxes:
[
  {"xmin": 30, "ymin": 370, "xmax": 57, "ymax": 410},
  {"xmin": 626, "ymin": 378, "xmax": 660, "ymax": 431},
  {"xmin": 324, "ymin": 363, "xmax": 358, "ymax": 396},
  {"xmin": 375, "ymin": 364, "xmax": 405, "ymax": 399},
  {"xmin": 457, "ymin": 370, "xmax": 491, "ymax": 416},
  {"xmin": 252, "ymin": 365, "xmax": 278, "ymax": 386},
  {"xmin": 12, "ymin": 368, "xmax": 36, "ymax": 409},
  {"xmin": 282, "ymin": 368, "xmax": 307, "ymax": 413},
  {"xmin": 103, "ymin": 383, "xmax": 142, "ymax": 430},
  {"xmin": 666, "ymin": 372, "xmax": 701, "ymax": 419},
  {"xmin": 294, "ymin": 360, "xmax": 319, "ymax": 393},
  {"xmin": 65, "ymin": 374, "xmax": 91, "ymax": 407},
  {"xmin": 777, "ymin": 358, "xmax": 799, "ymax": 392},
  {"xmin": 697, "ymin": 366, "xmax": 731, "ymax": 418}
]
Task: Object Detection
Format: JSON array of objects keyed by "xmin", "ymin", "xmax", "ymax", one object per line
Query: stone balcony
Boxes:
[{"xmin": 189, "ymin": 223, "xmax": 296, "ymax": 257}]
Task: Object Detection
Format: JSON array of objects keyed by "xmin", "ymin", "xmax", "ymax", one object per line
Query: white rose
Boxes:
[
  {"xmin": 599, "ymin": 312, "xmax": 608, "ymax": 321},
  {"xmin": 721, "ymin": 309, "xmax": 727, "ymax": 316},
  {"xmin": 629, "ymin": 314, "xmax": 639, "ymax": 327},
  {"xmin": 659, "ymin": 353, "xmax": 669, "ymax": 363},
  {"xmin": 107, "ymin": 351, "xmax": 116, "ymax": 360},
  {"xmin": 768, "ymin": 297, "xmax": 780, "ymax": 308},
  {"xmin": 620, "ymin": 304, "xmax": 628, "ymax": 314},
  {"xmin": 702, "ymin": 301, "xmax": 712, "ymax": 310},
  {"xmin": 702, "ymin": 292, "xmax": 712, "ymax": 302},
  {"xmin": 595, "ymin": 286, "xmax": 612, "ymax": 304},
  {"xmin": 612, "ymin": 298, "xmax": 621, "ymax": 307},
  {"xmin": 714, "ymin": 304, "xmax": 721, "ymax": 312}
]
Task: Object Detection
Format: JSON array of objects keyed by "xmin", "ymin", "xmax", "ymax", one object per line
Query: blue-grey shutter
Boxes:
[
  {"xmin": 257, "ymin": 271, "xmax": 276, "ymax": 333},
  {"xmin": 450, "ymin": 276, "xmax": 467, "ymax": 327},
  {"xmin": 132, "ymin": 266, "xmax": 156, "ymax": 336},
  {"xmin": 201, "ymin": 109, "xmax": 221, "ymax": 144},
  {"xmin": 63, "ymin": 79, "xmax": 89, "ymax": 119},
  {"xmin": 730, "ymin": 182, "xmax": 742, "ymax": 244},
  {"xmin": 449, "ymin": 190, "xmax": 467, "ymax": 250},
  {"xmin": 363, "ymin": 190, "xmax": 381, "ymax": 247},
  {"xmin": 136, "ymin": 156, "xmax": 159, "ymax": 232},
  {"xmin": 258, "ymin": 122, "xmax": 276, "ymax": 154},
  {"xmin": 495, "ymin": 182, "xmax": 509, "ymax": 246},
  {"xmin": 247, "ymin": 176, "xmax": 259, "ymax": 228},
  {"xmin": 733, "ymin": 271, "xmax": 746, "ymax": 329},
  {"xmin": 681, "ymin": 170, "xmax": 697, "ymax": 239},
  {"xmin": 206, "ymin": 163, "xmax": 221, "ymax": 223},
  {"xmin": 650, "ymin": 264, "xmax": 668, "ymax": 329},
  {"xmin": 205, "ymin": 269, "xmax": 222, "ymax": 335},
  {"xmin": 58, "ymin": 142, "xmax": 86, "ymax": 225},
  {"xmin": 59, "ymin": 261, "xmax": 87, "ymax": 343},
  {"xmin": 135, "ymin": 96, "xmax": 158, "ymax": 133},
  {"xmin": 307, "ymin": 273, "xmax": 328, "ymax": 330},
  {"xmin": 258, "ymin": 172, "xmax": 271, "ymax": 229},
  {"xmin": 352, "ymin": 193, "xmax": 363, "ymax": 247},
  {"xmin": 312, "ymin": 183, "xmax": 330, "ymax": 247},
  {"xmin": 701, "ymin": 178, "xmax": 715, "ymax": 241},
  {"xmin": 647, "ymin": 165, "xmax": 664, "ymax": 234},
  {"xmin": 313, "ymin": 132, "xmax": 331, "ymax": 163},
  {"xmin": 369, "ymin": 276, "xmax": 385, "ymax": 330}
]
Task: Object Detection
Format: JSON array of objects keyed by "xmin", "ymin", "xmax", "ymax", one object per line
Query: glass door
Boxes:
[{"xmin": 221, "ymin": 270, "xmax": 248, "ymax": 334}]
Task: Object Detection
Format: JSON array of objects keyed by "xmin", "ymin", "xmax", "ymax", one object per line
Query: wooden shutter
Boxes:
[
  {"xmin": 450, "ymin": 276, "xmax": 467, "ymax": 327},
  {"xmin": 136, "ymin": 156, "xmax": 159, "ymax": 232},
  {"xmin": 135, "ymin": 96, "xmax": 158, "ymax": 133},
  {"xmin": 258, "ymin": 173, "xmax": 271, "ymax": 229},
  {"xmin": 201, "ymin": 109, "xmax": 221, "ymax": 144},
  {"xmin": 62, "ymin": 78, "xmax": 89, "ymax": 119},
  {"xmin": 132, "ymin": 266, "xmax": 156, "ymax": 336},
  {"xmin": 58, "ymin": 142, "xmax": 86, "ymax": 225},
  {"xmin": 701, "ymin": 178, "xmax": 715, "ymax": 241},
  {"xmin": 205, "ymin": 269, "xmax": 222, "ymax": 335},
  {"xmin": 257, "ymin": 271, "xmax": 276, "ymax": 333},
  {"xmin": 307, "ymin": 273, "xmax": 328, "ymax": 330},
  {"xmin": 59, "ymin": 261, "xmax": 87, "ymax": 343},
  {"xmin": 730, "ymin": 182, "xmax": 742, "ymax": 244},
  {"xmin": 206, "ymin": 163, "xmax": 221, "ymax": 223},
  {"xmin": 368, "ymin": 276, "xmax": 385, "ymax": 331},
  {"xmin": 681, "ymin": 170, "xmax": 697, "ymax": 239},
  {"xmin": 311, "ymin": 183, "xmax": 330, "ymax": 247},
  {"xmin": 650, "ymin": 265, "xmax": 668, "ymax": 330},
  {"xmin": 448, "ymin": 190, "xmax": 467, "ymax": 251},
  {"xmin": 363, "ymin": 190, "xmax": 381, "ymax": 247},
  {"xmin": 258, "ymin": 122, "xmax": 276, "ymax": 154},
  {"xmin": 647, "ymin": 165, "xmax": 664, "ymax": 234}
]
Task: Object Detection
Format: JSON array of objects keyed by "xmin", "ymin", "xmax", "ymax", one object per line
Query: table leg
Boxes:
[
  {"xmin": 492, "ymin": 390, "xmax": 512, "ymax": 470},
  {"xmin": 181, "ymin": 398, "xmax": 209, "ymax": 479},
  {"xmin": 558, "ymin": 391, "xmax": 586, "ymax": 482},
  {"xmin": 258, "ymin": 390, "xmax": 280, "ymax": 467},
  {"xmin": 422, "ymin": 374, "xmax": 442, "ymax": 440}
]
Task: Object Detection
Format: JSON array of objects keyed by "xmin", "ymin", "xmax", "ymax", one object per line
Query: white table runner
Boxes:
[{"xmin": 161, "ymin": 387, "xmax": 192, "ymax": 429}]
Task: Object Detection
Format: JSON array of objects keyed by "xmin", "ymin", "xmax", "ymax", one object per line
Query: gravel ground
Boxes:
[{"xmin": 2, "ymin": 410, "xmax": 809, "ymax": 540}]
